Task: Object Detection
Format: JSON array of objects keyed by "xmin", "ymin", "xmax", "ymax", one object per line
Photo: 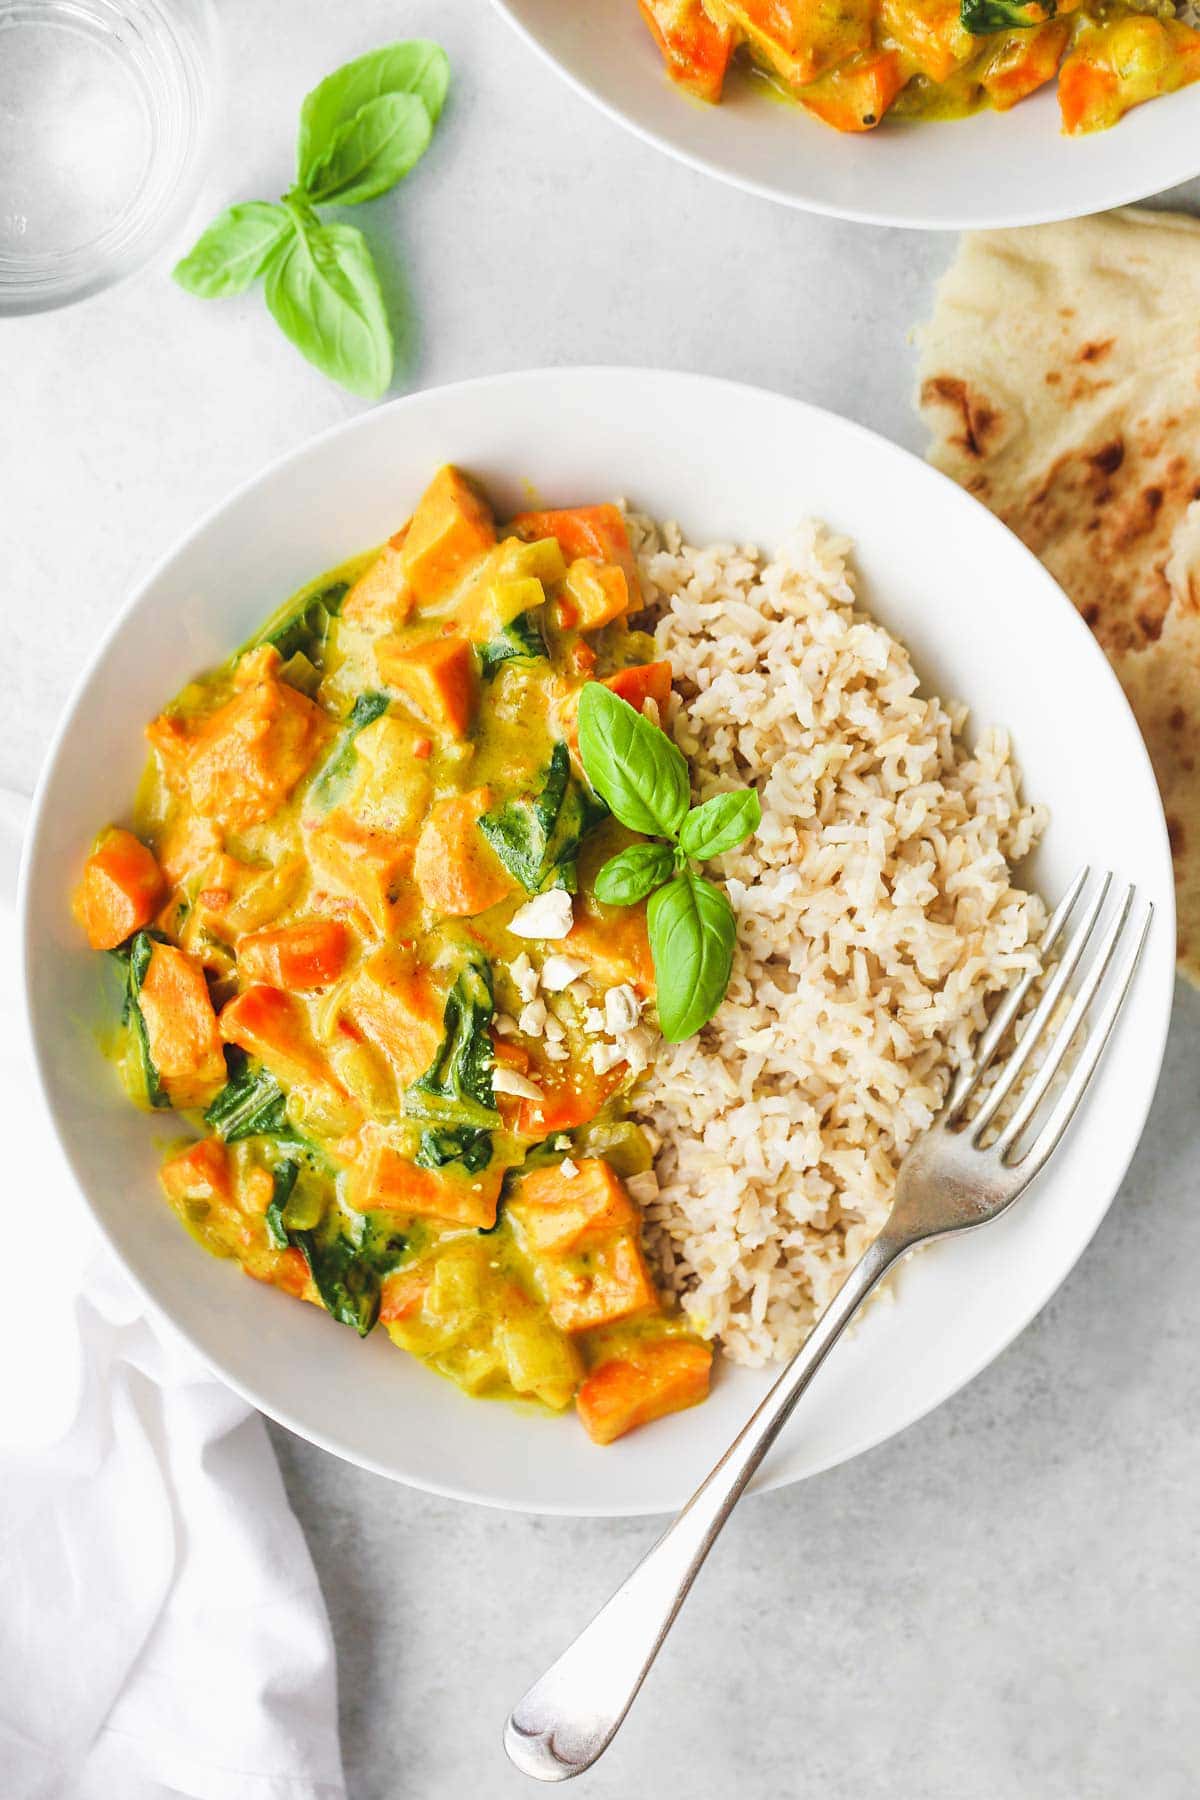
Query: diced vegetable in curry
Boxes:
[
  {"xmin": 74, "ymin": 467, "xmax": 713, "ymax": 1447},
  {"xmin": 636, "ymin": 0, "xmax": 1200, "ymax": 133}
]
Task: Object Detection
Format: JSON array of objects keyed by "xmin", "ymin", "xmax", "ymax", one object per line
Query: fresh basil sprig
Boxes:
[
  {"xmin": 577, "ymin": 683, "xmax": 760, "ymax": 1042},
  {"xmin": 173, "ymin": 40, "xmax": 449, "ymax": 399}
]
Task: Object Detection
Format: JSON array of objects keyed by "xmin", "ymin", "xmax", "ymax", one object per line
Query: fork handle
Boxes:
[{"xmin": 504, "ymin": 1225, "xmax": 911, "ymax": 1782}]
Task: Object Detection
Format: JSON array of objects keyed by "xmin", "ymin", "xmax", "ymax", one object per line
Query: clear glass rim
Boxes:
[{"xmin": 0, "ymin": 0, "xmax": 220, "ymax": 316}]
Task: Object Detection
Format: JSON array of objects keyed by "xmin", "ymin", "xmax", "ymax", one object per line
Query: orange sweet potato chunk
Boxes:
[
  {"xmin": 74, "ymin": 828, "xmax": 165, "ymax": 950},
  {"xmin": 509, "ymin": 1159, "xmax": 638, "ymax": 1256},
  {"xmin": 342, "ymin": 528, "xmax": 413, "ymax": 623},
  {"xmin": 401, "ymin": 466, "xmax": 495, "ymax": 605},
  {"xmin": 137, "ymin": 942, "xmax": 227, "ymax": 1107},
  {"xmin": 152, "ymin": 673, "xmax": 326, "ymax": 835},
  {"xmin": 220, "ymin": 985, "xmax": 342, "ymax": 1097},
  {"xmin": 305, "ymin": 810, "xmax": 415, "ymax": 937},
  {"xmin": 376, "ymin": 633, "xmax": 477, "ymax": 737},
  {"xmin": 577, "ymin": 1339, "xmax": 713, "ymax": 1445},
  {"xmin": 541, "ymin": 1232, "xmax": 658, "ymax": 1335},
  {"xmin": 237, "ymin": 918, "xmax": 350, "ymax": 991},
  {"xmin": 601, "ymin": 660, "xmax": 673, "ymax": 720},
  {"xmin": 413, "ymin": 788, "xmax": 514, "ymax": 918},
  {"xmin": 355, "ymin": 1142, "xmax": 504, "ymax": 1228},
  {"xmin": 159, "ymin": 1137, "xmax": 232, "ymax": 1206},
  {"xmin": 638, "ymin": 0, "xmax": 735, "ymax": 99},
  {"xmin": 339, "ymin": 945, "xmax": 445, "ymax": 1088}
]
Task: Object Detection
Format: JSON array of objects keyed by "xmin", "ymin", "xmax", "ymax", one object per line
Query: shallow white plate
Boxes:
[
  {"xmin": 21, "ymin": 369, "xmax": 1174, "ymax": 1515},
  {"xmin": 491, "ymin": 0, "xmax": 1200, "ymax": 228}
]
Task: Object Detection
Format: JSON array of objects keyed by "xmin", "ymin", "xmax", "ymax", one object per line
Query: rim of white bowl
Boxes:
[{"xmin": 18, "ymin": 368, "xmax": 1177, "ymax": 1513}]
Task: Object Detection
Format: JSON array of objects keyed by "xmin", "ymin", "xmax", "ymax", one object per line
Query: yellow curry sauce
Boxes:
[
  {"xmin": 73, "ymin": 468, "xmax": 712, "ymax": 1447},
  {"xmin": 637, "ymin": 0, "xmax": 1200, "ymax": 134}
]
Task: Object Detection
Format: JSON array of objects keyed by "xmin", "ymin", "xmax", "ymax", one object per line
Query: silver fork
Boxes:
[{"xmin": 504, "ymin": 867, "xmax": 1152, "ymax": 1783}]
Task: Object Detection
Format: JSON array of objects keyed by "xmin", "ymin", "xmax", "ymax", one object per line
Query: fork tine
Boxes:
[
  {"xmin": 945, "ymin": 864, "xmax": 1090, "ymax": 1125},
  {"xmin": 968, "ymin": 870, "xmax": 1113, "ymax": 1142},
  {"xmin": 993, "ymin": 883, "xmax": 1135, "ymax": 1159},
  {"xmin": 1001, "ymin": 902, "xmax": 1153, "ymax": 1176}
]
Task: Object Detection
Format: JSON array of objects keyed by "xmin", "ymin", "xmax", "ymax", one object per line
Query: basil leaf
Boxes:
[
  {"xmin": 647, "ymin": 873, "xmax": 736, "ymax": 1042},
  {"xmin": 577, "ymin": 683, "xmax": 690, "ymax": 840},
  {"xmin": 304, "ymin": 92, "xmax": 433, "ymax": 206},
  {"xmin": 297, "ymin": 40, "xmax": 450, "ymax": 189},
  {"xmin": 678, "ymin": 789, "xmax": 761, "ymax": 862},
  {"xmin": 265, "ymin": 209, "xmax": 392, "ymax": 400},
  {"xmin": 172, "ymin": 201, "xmax": 292, "ymax": 298},
  {"xmin": 594, "ymin": 842, "xmax": 675, "ymax": 907}
]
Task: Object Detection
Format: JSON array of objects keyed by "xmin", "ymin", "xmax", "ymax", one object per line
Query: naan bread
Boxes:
[{"xmin": 918, "ymin": 207, "xmax": 1200, "ymax": 982}]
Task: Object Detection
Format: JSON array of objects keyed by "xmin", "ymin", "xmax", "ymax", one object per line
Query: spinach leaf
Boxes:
[
  {"xmin": 678, "ymin": 789, "xmax": 762, "ymax": 862},
  {"xmin": 304, "ymin": 92, "xmax": 433, "ymax": 207},
  {"xmin": 297, "ymin": 40, "xmax": 450, "ymax": 189},
  {"xmin": 307, "ymin": 689, "xmax": 391, "ymax": 812},
  {"xmin": 415, "ymin": 1126, "xmax": 493, "ymax": 1175},
  {"xmin": 205, "ymin": 1056, "xmax": 293, "ymax": 1142},
  {"xmin": 293, "ymin": 1229, "xmax": 381, "ymax": 1336},
  {"xmin": 405, "ymin": 956, "xmax": 499, "ymax": 1132},
  {"xmin": 647, "ymin": 873, "xmax": 736, "ymax": 1043},
  {"xmin": 578, "ymin": 682, "xmax": 690, "ymax": 840},
  {"xmin": 594, "ymin": 841, "xmax": 675, "ymax": 907},
  {"xmin": 173, "ymin": 202, "xmax": 293, "ymax": 297},
  {"xmin": 960, "ymin": 0, "xmax": 1050, "ymax": 28},
  {"xmin": 257, "ymin": 578, "xmax": 348, "ymax": 668},
  {"xmin": 264, "ymin": 1160, "xmax": 300, "ymax": 1249},
  {"xmin": 122, "ymin": 930, "xmax": 170, "ymax": 1110},
  {"xmin": 479, "ymin": 742, "xmax": 607, "ymax": 895},
  {"xmin": 478, "ymin": 608, "xmax": 548, "ymax": 678},
  {"xmin": 265, "ymin": 202, "xmax": 393, "ymax": 401}
]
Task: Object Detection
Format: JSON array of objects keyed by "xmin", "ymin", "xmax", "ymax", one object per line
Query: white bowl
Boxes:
[
  {"xmin": 491, "ymin": 0, "xmax": 1200, "ymax": 227},
  {"xmin": 21, "ymin": 368, "xmax": 1175, "ymax": 1515}
]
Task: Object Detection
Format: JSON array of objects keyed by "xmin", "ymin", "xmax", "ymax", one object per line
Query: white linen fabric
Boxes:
[{"xmin": 0, "ymin": 792, "xmax": 347, "ymax": 1800}]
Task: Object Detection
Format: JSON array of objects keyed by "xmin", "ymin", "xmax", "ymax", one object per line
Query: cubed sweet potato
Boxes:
[
  {"xmin": 137, "ymin": 942, "xmax": 227, "ymax": 1107},
  {"xmin": 509, "ymin": 1158, "xmax": 638, "ymax": 1256},
  {"xmin": 511, "ymin": 1057, "xmax": 624, "ymax": 1141},
  {"xmin": 159, "ymin": 1137, "xmax": 232, "ymax": 1206},
  {"xmin": 414, "ymin": 788, "xmax": 514, "ymax": 918},
  {"xmin": 193, "ymin": 854, "xmax": 305, "ymax": 940},
  {"xmin": 638, "ymin": 0, "xmax": 735, "ymax": 99},
  {"xmin": 577, "ymin": 1339, "xmax": 713, "ymax": 1445},
  {"xmin": 154, "ymin": 672, "xmax": 326, "ymax": 834},
  {"xmin": 379, "ymin": 1263, "xmax": 432, "ymax": 1324},
  {"xmin": 74, "ymin": 828, "xmax": 165, "ymax": 950},
  {"xmin": 220, "ymin": 985, "xmax": 343, "ymax": 1098},
  {"xmin": 981, "ymin": 19, "xmax": 1069, "ymax": 109},
  {"xmin": 342, "ymin": 528, "xmax": 414, "ymax": 623},
  {"xmin": 558, "ymin": 561, "xmax": 630, "ymax": 632},
  {"xmin": 716, "ymin": 0, "xmax": 873, "ymax": 85},
  {"xmin": 567, "ymin": 907, "xmax": 655, "ymax": 997},
  {"xmin": 355, "ymin": 1141, "xmax": 504, "ymax": 1228},
  {"xmin": 601, "ymin": 660, "xmax": 673, "ymax": 720},
  {"xmin": 376, "ymin": 633, "xmax": 477, "ymax": 737},
  {"xmin": 401, "ymin": 466, "xmax": 495, "ymax": 606},
  {"xmin": 541, "ymin": 1232, "xmax": 658, "ymax": 1334},
  {"xmin": 339, "ymin": 945, "xmax": 445, "ymax": 1088},
  {"xmin": 237, "ymin": 918, "xmax": 350, "ymax": 991},
  {"xmin": 798, "ymin": 48, "xmax": 906, "ymax": 131},
  {"xmin": 305, "ymin": 809, "xmax": 416, "ymax": 936},
  {"xmin": 879, "ymin": 0, "xmax": 974, "ymax": 83}
]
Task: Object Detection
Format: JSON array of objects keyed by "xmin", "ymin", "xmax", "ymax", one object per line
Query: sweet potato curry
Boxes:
[
  {"xmin": 74, "ymin": 468, "xmax": 712, "ymax": 1447},
  {"xmin": 637, "ymin": 0, "xmax": 1200, "ymax": 134}
]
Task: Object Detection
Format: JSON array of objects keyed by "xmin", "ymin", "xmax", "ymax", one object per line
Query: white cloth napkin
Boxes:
[{"xmin": 0, "ymin": 791, "xmax": 348, "ymax": 1800}]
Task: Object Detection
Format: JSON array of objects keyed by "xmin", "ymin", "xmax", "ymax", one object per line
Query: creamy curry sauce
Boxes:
[{"xmin": 73, "ymin": 467, "xmax": 712, "ymax": 1447}]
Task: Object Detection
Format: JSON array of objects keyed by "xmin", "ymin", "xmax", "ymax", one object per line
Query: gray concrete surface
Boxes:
[{"xmin": 5, "ymin": 1, "xmax": 1199, "ymax": 1794}]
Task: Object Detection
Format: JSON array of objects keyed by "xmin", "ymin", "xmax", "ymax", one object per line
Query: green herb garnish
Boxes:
[
  {"xmin": 172, "ymin": 41, "xmax": 450, "ymax": 399},
  {"xmin": 577, "ymin": 683, "xmax": 760, "ymax": 1043}
]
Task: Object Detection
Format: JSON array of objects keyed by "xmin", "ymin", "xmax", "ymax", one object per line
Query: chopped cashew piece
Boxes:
[
  {"xmin": 544, "ymin": 1041, "xmax": 570, "ymax": 1062},
  {"xmin": 508, "ymin": 888, "xmax": 575, "ymax": 940},
  {"xmin": 543, "ymin": 1014, "xmax": 565, "ymax": 1044},
  {"xmin": 518, "ymin": 998, "xmax": 548, "ymax": 1037},
  {"xmin": 511, "ymin": 951, "xmax": 539, "ymax": 1003},
  {"xmin": 541, "ymin": 954, "xmax": 589, "ymax": 993},
  {"xmin": 590, "ymin": 1039, "xmax": 627, "ymax": 1075},
  {"xmin": 493, "ymin": 1012, "xmax": 520, "ymax": 1036},
  {"xmin": 583, "ymin": 1006, "xmax": 606, "ymax": 1034},
  {"xmin": 493, "ymin": 1066, "xmax": 544, "ymax": 1100},
  {"xmin": 559, "ymin": 1158, "xmax": 579, "ymax": 1179},
  {"xmin": 604, "ymin": 983, "xmax": 642, "ymax": 1035}
]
